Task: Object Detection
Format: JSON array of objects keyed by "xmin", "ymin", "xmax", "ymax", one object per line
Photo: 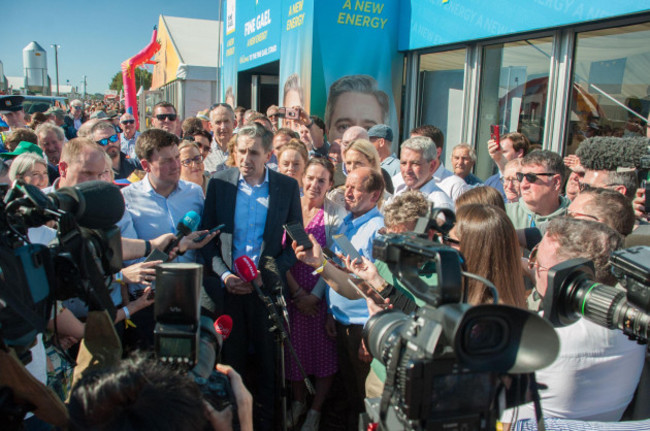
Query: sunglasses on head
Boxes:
[
  {"xmin": 96, "ymin": 134, "xmax": 119, "ymax": 146},
  {"xmin": 515, "ymin": 172, "xmax": 556, "ymax": 183},
  {"xmin": 155, "ymin": 114, "xmax": 177, "ymax": 122},
  {"xmin": 121, "ymin": 119, "xmax": 135, "ymax": 125}
]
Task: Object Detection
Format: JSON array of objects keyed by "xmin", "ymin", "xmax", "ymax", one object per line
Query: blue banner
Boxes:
[
  {"xmin": 312, "ymin": 0, "xmax": 402, "ymax": 142},
  {"xmin": 400, "ymin": 0, "xmax": 650, "ymax": 51},
  {"xmin": 279, "ymin": 0, "xmax": 315, "ymax": 110}
]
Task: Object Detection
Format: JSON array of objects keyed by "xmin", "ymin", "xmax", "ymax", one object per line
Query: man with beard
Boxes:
[{"xmin": 91, "ymin": 121, "xmax": 141, "ymax": 180}]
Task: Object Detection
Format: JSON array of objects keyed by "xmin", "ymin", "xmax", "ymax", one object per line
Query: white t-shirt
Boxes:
[{"xmin": 504, "ymin": 318, "xmax": 645, "ymax": 423}]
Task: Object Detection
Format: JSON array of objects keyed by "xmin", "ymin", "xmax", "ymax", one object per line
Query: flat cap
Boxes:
[{"xmin": 368, "ymin": 124, "xmax": 393, "ymax": 141}]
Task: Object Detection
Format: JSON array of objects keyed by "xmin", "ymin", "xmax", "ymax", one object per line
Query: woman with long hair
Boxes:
[{"xmin": 447, "ymin": 204, "xmax": 527, "ymax": 308}]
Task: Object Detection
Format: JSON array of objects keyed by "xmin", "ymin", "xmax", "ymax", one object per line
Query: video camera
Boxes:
[
  {"xmin": 544, "ymin": 245, "xmax": 650, "ymax": 342},
  {"xmin": 361, "ymin": 208, "xmax": 560, "ymax": 431},
  {"xmin": 0, "ymin": 180, "xmax": 123, "ymax": 357},
  {"xmin": 153, "ymin": 263, "xmax": 238, "ymax": 425}
]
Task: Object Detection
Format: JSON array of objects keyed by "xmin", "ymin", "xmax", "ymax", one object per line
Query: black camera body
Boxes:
[
  {"xmin": 363, "ymin": 232, "xmax": 559, "ymax": 431},
  {"xmin": 545, "ymin": 245, "xmax": 650, "ymax": 342},
  {"xmin": 153, "ymin": 263, "xmax": 238, "ymax": 426},
  {"xmin": 0, "ymin": 181, "xmax": 124, "ymax": 356}
]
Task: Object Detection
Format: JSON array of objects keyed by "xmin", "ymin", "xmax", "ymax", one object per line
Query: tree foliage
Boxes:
[{"xmin": 109, "ymin": 68, "xmax": 152, "ymax": 92}]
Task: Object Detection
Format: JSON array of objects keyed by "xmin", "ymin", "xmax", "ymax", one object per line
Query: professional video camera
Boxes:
[
  {"xmin": 0, "ymin": 180, "xmax": 123, "ymax": 356},
  {"xmin": 544, "ymin": 245, "xmax": 650, "ymax": 342},
  {"xmin": 153, "ymin": 263, "xmax": 238, "ymax": 426},
  {"xmin": 0, "ymin": 179, "xmax": 125, "ymax": 429},
  {"xmin": 361, "ymin": 208, "xmax": 559, "ymax": 431}
]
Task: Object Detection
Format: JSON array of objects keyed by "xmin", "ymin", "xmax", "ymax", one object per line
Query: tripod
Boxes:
[{"xmin": 253, "ymin": 283, "xmax": 315, "ymax": 431}]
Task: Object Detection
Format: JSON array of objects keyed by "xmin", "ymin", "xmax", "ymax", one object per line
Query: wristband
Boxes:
[
  {"xmin": 122, "ymin": 306, "xmax": 131, "ymax": 320},
  {"xmin": 144, "ymin": 240, "xmax": 152, "ymax": 256},
  {"xmin": 312, "ymin": 259, "xmax": 328, "ymax": 275}
]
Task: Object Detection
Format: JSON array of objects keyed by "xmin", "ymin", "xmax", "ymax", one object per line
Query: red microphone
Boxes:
[
  {"xmin": 233, "ymin": 255, "xmax": 262, "ymax": 287},
  {"xmin": 214, "ymin": 314, "xmax": 233, "ymax": 340}
]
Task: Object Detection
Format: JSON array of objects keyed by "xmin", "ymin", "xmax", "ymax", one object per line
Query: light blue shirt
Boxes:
[
  {"xmin": 120, "ymin": 175, "xmax": 204, "ymax": 264},
  {"xmin": 232, "ymin": 169, "xmax": 270, "ymax": 267},
  {"xmin": 381, "ymin": 154, "xmax": 400, "ymax": 177},
  {"xmin": 327, "ymin": 206, "xmax": 384, "ymax": 325},
  {"xmin": 120, "ymin": 131, "xmax": 140, "ymax": 161}
]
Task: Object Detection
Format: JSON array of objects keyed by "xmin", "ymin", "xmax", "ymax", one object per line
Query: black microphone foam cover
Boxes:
[
  {"xmin": 260, "ymin": 255, "xmax": 284, "ymax": 295},
  {"xmin": 51, "ymin": 181, "xmax": 125, "ymax": 229}
]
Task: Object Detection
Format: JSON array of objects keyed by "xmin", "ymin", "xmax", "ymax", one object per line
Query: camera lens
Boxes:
[
  {"xmin": 462, "ymin": 317, "xmax": 507, "ymax": 354},
  {"xmin": 363, "ymin": 309, "xmax": 409, "ymax": 365}
]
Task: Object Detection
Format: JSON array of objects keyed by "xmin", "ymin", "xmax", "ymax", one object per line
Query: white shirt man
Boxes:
[
  {"xmin": 391, "ymin": 136, "xmax": 454, "ymax": 210},
  {"xmin": 204, "ymin": 103, "xmax": 236, "ymax": 173}
]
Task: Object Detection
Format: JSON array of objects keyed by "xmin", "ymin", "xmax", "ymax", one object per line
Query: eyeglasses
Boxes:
[
  {"xmin": 578, "ymin": 181, "xmax": 623, "ymax": 192},
  {"xmin": 121, "ymin": 119, "xmax": 135, "ymax": 125},
  {"xmin": 155, "ymin": 114, "xmax": 177, "ymax": 122},
  {"xmin": 96, "ymin": 134, "xmax": 119, "ymax": 146},
  {"xmin": 500, "ymin": 176, "xmax": 520, "ymax": 185},
  {"xmin": 72, "ymin": 105, "xmax": 82, "ymax": 110},
  {"xmin": 516, "ymin": 172, "xmax": 557, "ymax": 183},
  {"xmin": 567, "ymin": 210, "xmax": 600, "ymax": 222},
  {"xmin": 180, "ymin": 155, "xmax": 203, "ymax": 167},
  {"xmin": 527, "ymin": 245, "xmax": 550, "ymax": 273}
]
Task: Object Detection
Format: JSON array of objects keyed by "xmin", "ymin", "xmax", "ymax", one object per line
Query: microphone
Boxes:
[
  {"xmin": 214, "ymin": 315, "xmax": 233, "ymax": 340},
  {"xmin": 260, "ymin": 256, "xmax": 289, "ymax": 324},
  {"xmin": 163, "ymin": 210, "xmax": 201, "ymax": 254},
  {"xmin": 48, "ymin": 180, "xmax": 126, "ymax": 229},
  {"xmin": 233, "ymin": 255, "xmax": 261, "ymax": 287}
]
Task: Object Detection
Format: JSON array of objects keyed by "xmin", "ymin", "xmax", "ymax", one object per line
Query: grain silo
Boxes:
[{"xmin": 23, "ymin": 41, "xmax": 50, "ymax": 94}]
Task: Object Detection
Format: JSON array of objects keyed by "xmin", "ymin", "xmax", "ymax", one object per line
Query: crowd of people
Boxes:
[{"xmin": 0, "ymin": 92, "xmax": 649, "ymax": 431}]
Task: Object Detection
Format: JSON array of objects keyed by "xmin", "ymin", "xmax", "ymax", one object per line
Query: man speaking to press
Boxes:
[{"xmin": 200, "ymin": 123, "xmax": 302, "ymax": 431}]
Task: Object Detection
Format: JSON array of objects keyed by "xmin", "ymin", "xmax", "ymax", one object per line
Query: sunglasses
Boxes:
[
  {"xmin": 180, "ymin": 155, "xmax": 204, "ymax": 167},
  {"xmin": 73, "ymin": 105, "xmax": 82, "ymax": 110},
  {"xmin": 121, "ymin": 119, "xmax": 135, "ymax": 125},
  {"xmin": 515, "ymin": 172, "xmax": 556, "ymax": 183},
  {"xmin": 155, "ymin": 114, "xmax": 177, "ymax": 122},
  {"xmin": 96, "ymin": 134, "xmax": 119, "ymax": 146}
]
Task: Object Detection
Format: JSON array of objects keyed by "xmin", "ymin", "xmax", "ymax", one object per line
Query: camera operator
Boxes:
[
  {"xmin": 504, "ymin": 217, "xmax": 645, "ymax": 425},
  {"xmin": 67, "ymin": 354, "xmax": 253, "ymax": 431}
]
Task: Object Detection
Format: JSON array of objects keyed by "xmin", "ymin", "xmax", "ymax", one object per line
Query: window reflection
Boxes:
[
  {"xmin": 476, "ymin": 37, "xmax": 553, "ymax": 179},
  {"xmin": 418, "ymin": 49, "xmax": 467, "ymax": 167},
  {"xmin": 566, "ymin": 23, "xmax": 650, "ymax": 155}
]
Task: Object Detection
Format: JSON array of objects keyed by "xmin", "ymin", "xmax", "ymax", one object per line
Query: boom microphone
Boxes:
[
  {"xmin": 49, "ymin": 180, "xmax": 126, "ymax": 229},
  {"xmin": 163, "ymin": 211, "xmax": 201, "ymax": 254}
]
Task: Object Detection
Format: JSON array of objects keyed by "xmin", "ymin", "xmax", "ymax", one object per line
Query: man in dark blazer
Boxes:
[{"xmin": 200, "ymin": 123, "xmax": 301, "ymax": 431}]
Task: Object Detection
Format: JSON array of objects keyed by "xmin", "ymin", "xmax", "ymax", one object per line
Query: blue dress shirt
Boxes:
[
  {"xmin": 327, "ymin": 206, "xmax": 384, "ymax": 325},
  {"xmin": 232, "ymin": 169, "xmax": 270, "ymax": 268},
  {"xmin": 121, "ymin": 175, "xmax": 204, "ymax": 264}
]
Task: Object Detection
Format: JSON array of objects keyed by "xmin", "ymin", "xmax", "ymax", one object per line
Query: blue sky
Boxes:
[{"xmin": 0, "ymin": 0, "xmax": 220, "ymax": 94}]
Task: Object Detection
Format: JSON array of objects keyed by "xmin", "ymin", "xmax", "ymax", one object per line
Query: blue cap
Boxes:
[{"xmin": 368, "ymin": 124, "xmax": 393, "ymax": 141}]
